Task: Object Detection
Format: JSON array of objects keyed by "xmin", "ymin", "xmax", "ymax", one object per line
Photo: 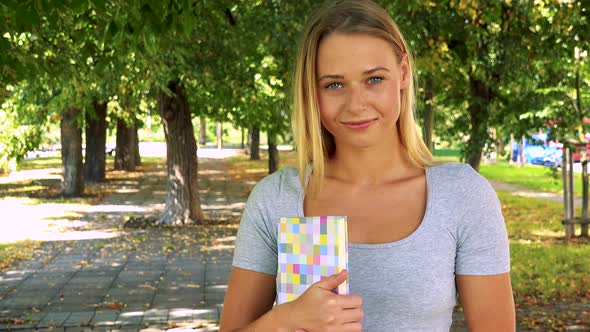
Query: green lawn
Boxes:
[
  {"xmin": 19, "ymin": 156, "xmax": 62, "ymax": 169},
  {"xmin": 479, "ymin": 161, "xmax": 582, "ymax": 196},
  {"xmin": 498, "ymin": 190, "xmax": 589, "ymax": 306}
]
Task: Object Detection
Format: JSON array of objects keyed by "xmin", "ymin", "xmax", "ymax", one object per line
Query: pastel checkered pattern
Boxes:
[{"xmin": 276, "ymin": 216, "xmax": 349, "ymax": 305}]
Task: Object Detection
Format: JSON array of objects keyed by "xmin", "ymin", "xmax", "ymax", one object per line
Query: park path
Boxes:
[
  {"xmin": 0, "ymin": 157, "xmax": 587, "ymax": 331},
  {"xmin": 0, "ymin": 158, "xmax": 250, "ymax": 331},
  {"xmin": 489, "ymin": 180, "xmax": 583, "ymax": 207}
]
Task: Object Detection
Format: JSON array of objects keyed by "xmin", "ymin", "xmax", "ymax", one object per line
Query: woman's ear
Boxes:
[{"xmin": 399, "ymin": 54, "xmax": 410, "ymax": 90}]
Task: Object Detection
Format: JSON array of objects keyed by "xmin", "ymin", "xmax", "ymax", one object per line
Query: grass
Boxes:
[
  {"xmin": 479, "ymin": 160, "xmax": 580, "ymax": 195},
  {"xmin": 17, "ymin": 155, "xmax": 164, "ymax": 171},
  {"xmin": 19, "ymin": 157, "xmax": 62, "ymax": 170},
  {"xmin": 499, "ymin": 191, "xmax": 590, "ymax": 306},
  {"xmin": 0, "ymin": 240, "xmax": 40, "ymax": 271}
]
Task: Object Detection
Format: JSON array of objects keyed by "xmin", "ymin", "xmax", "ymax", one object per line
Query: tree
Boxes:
[
  {"xmin": 84, "ymin": 100, "xmax": 107, "ymax": 182},
  {"xmin": 389, "ymin": 1, "xmax": 547, "ymax": 170},
  {"xmin": 0, "ymin": 0, "xmax": 147, "ymax": 192},
  {"xmin": 268, "ymin": 132, "xmax": 279, "ymax": 174},
  {"xmin": 250, "ymin": 126, "xmax": 260, "ymax": 160},
  {"xmin": 157, "ymin": 81, "xmax": 203, "ymax": 225},
  {"xmin": 60, "ymin": 108, "xmax": 84, "ymax": 196},
  {"xmin": 115, "ymin": 118, "xmax": 138, "ymax": 171}
]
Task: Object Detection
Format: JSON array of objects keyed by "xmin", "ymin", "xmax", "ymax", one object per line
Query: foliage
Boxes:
[
  {"xmin": 385, "ymin": 0, "xmax": 589, "ymax": 166},
  {"xmin": 1, "ymin": 0, "xmax": 589, "ymax": 174},
  {"xmin": 0, "ymin": 81, "xmax": 50, "ymax": 171}
]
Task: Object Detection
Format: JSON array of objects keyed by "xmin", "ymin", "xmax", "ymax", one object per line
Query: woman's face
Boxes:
[{"xmin": 316, "ymin": 32, "xmax": 409, "ymax": 152}]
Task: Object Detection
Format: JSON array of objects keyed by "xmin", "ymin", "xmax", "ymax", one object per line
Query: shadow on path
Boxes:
[{"xmin": 0, "ymin": 158, "xmax": 246, "ymax": 331}]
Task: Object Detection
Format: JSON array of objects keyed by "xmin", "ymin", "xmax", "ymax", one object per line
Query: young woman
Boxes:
[{"xmin": 220, "ymin": 0, "xmax": 515, "ymax": 331}]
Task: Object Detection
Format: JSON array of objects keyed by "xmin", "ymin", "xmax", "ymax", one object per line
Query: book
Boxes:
[{"xmin": 276, "ymin": 216, "xmax": 349, "ymax": 305}]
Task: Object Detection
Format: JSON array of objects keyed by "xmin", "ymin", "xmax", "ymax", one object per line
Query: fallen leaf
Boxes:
[
  {"xmin": 99, "ymin": 301, "xmax": 128, "ymax": 309},
  {"xmin": 0, "ymin": 319, "xmax": 25, "ymax": 325}
]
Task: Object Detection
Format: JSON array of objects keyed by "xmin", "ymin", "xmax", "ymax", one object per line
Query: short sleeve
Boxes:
[
  {"xmin": 455, "ymin": 166, "xmax": 510, "ymax": 275},
  {"xmin": 231, "ymin": 175, "xmax": 279, "ymax": 276}
]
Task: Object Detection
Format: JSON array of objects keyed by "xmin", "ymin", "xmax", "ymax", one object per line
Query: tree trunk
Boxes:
[
  {"xmin": 497, "ymin": 136, "xmax": 505, "ymax": 156},
  {"xmin": 199, "ymin": 117, "xmax": 207, "ymax": 146},
  {"xmin": 268, "ymin": 132, "xmax": 279, "ymax": 174},
  {"xmin": 157, "ymin": 80, "xmax": 203, "ymax": 225},
  {"xmin": 134, "ymin": 125, "xmax": 141, "ymax": 166},
  {"xmin": 84, "ymin": 101, "xmax": 107, "ymax": 182},
  {"xmin": 115, "ymin": 119, "xmax": 136, "ymax": 171},
  {"xmin": 465, "ymin": 78, "xmax": 491, "ymax": 172},
  {"xmin": 250, "ymin": 126, "xmax": 260, "ymax": 160},
  {"xmin": 216, "ymin": 121, "xmax": 223, "ymax": 149},
  {"xmin": 60, "ymin": 108, "xmax": 84, "ymax": 196},
  {"xmin": 241, "ymin": 127, "xmax": 245, "ymax": 149},
  {"xmin": 423, "ymin": 75, "xmax": 435, "ymax": 152},
  {"xmin": 245, "ymin": 128, "xmax": 250, "ymax": 155}
]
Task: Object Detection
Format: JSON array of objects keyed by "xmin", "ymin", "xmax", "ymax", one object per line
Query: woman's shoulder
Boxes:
[
  {"xmin": 248, "ymin": 166, "xmax": 302, "ymax": 201},
  {"xmin": 428, "ymin": 162, "xmax": 494, "ymax": 193},
  {"xmin": 428, "ymin": 162, "xmax": 470, "ymax": 179}
]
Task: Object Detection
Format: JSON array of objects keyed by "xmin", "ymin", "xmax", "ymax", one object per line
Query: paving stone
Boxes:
[
  {"xmin": 141, "ymin": 309, "xmax": 168, "ymax": 325},
  {"xmin": 2, "ymin": 290, "xmax": 56, "ymax": 305},
  {"xmin": 89, "ymin": 327, "xmax": 115, "ymax": 332},
  {"xmin": 91, "ymin": 311, "xmax": 119, "ymax": 327},
  {"xmin": 43, "ymin": 302, "xmax": 98, "ymax": 313},
  {"xmin": 117, "ymin": 310, "xmax": 144, "ymax": 326},
  {"xmin": 64, "ymin": 327, "xmax": 93, "ymax": 332},
  {"xmin": 38, "ymin": 312, "xmax": 71, "ymax": 327},
  {"xmin": 0, "ymin": 323, "xmax": 35, "ymax": 330},
  {"xmin": 19, "ymin": 311, "xmax": 47, "ymax": 325},
  {"xmin": 109, "ymin": 326, "xmax": 142, "ymax": 332},
  {"xmin": 0, "ymin": 308, "xmax": 19, "ymax": 318},
  {"xmin": 198, "ymin": 309, "xmax": 218, "ymax": 322},
  {"xmin": 139, "ymin": 326, "xmax": 167, "ymax": 332},
  {"xmin": 106, "ymin": 286, "xmax": 155, "ymax": 294},
  {"xmin": 62, "ymin": 311, "xmax": 94, "ymax": 327},
  {"xmin": 74, "ymin": 269, "xmax": 121, "ymax": 278}
]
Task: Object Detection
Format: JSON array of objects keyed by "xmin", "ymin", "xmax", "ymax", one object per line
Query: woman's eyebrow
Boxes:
[
  {"xmin": 364, "ymin": 67, "xmax": 389, "ymax": 75},
  {"xmin": 317, "ymin": 74, "xmax": 343, "ymax": 81},
  {"xmin": 317, "ymin": 67, "xmax": 390, "ymax": 81}
]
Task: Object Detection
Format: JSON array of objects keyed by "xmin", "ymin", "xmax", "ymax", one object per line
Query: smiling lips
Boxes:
[{"xmin": 341, "ymin": 118, "xmax": 378, "ymax": 129}]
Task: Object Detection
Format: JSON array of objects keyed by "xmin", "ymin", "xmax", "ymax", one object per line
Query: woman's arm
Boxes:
[
  {"xmin": 456, "ymin": 273, "xmax": 515, "ymax": 332},
  {"xmin": 219, "ymin": 267, "xmax": 294, "ymax": 331},
  {"xmin": 219, "ymin": 267, "xmax": 363, "ymax": 332}
]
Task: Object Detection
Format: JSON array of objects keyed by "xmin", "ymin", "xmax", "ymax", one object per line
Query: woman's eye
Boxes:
[
  {"xmin": 368, "ymin": 76, "xmax": 383, "ymax": 84},
  {"xmin": 324, "ymin": 82, "xmax": 342, "ymax": 89}
]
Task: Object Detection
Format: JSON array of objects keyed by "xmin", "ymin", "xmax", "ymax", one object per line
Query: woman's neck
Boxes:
[{"xmin": 325, "ymin": 141, "xmax": 417, "ymax": 186}]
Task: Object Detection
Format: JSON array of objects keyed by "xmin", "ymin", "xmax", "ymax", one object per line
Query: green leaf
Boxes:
[
  {"xmin": 15, "ymin": 4, "xmax": 41, "ymax": 30},
  {"xmin": 69, "ymin": 0, "xmax": 88, "ymax": 14}
]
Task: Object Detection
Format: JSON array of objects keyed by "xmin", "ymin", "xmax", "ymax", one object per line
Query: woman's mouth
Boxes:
[{"xmin": 341, "ymin": 118, "xmax": 377, "ymax": 129}]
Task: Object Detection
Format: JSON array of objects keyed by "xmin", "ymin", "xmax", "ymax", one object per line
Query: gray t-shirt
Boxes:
[{"xmin": 232, "ymin": 163, "xmax": 510, "ymax": 331}]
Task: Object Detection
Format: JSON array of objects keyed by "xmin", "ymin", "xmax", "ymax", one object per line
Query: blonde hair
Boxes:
[{"xmin": 292, "ymin": 0, "xmax": 435, "ymax": 195}]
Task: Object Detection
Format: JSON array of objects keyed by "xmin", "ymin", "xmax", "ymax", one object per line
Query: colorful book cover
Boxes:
[{"xmin": 276, "ymin": 216, "xmax": 349, "ymax": 305}]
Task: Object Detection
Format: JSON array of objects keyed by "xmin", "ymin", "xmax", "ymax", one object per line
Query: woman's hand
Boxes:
[{"xmin": 287, "ymin": 270, "xmax": 363, "ymax": 332}]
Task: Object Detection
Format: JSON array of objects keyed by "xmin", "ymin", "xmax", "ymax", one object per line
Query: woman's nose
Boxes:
[{"xmin": 347, "ymin": 83, "xmax": 367, "ymax": 113}]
